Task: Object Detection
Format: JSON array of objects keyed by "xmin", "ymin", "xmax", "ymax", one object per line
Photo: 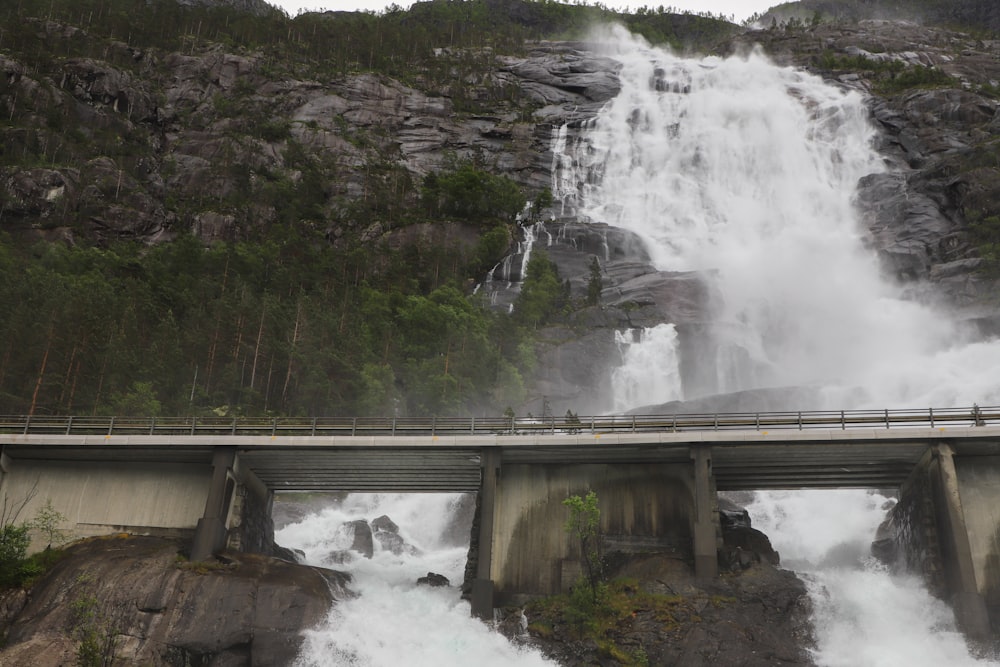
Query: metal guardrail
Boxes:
[{"xmin": 0, "ymin": 406, "xmax": 996, "ymax": 439}]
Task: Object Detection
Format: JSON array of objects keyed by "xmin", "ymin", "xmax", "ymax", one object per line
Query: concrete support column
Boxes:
[
  {"xmin": 934, "ymin": 444, "xmax": 991, "ymax": 639},
  {"xmin": 0, "ymin": 447, "xmax": 9, "ymax": 498},
  {"xmin": 691, "ymin": 446, "xmax": 718, "ymax": 581},
  {"xmin": 190, "ymin": 447, "xmax": 237, "ymax": 562},
  {"xmin": 471, "ymin": 447, "xmax": 500, "ymax": 620}
]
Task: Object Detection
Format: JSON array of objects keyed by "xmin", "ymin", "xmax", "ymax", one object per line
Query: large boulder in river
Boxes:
[
  {"xmin": 347, "ymin": 518, "xmax": 375, "ymax": 559},
  {"xmin": 372, "ymin": 514, "xmax": 411, "ymax": 555},
  {"xmin": 0, "ymin": 536, "xmax": 350, "ymax": 667}
]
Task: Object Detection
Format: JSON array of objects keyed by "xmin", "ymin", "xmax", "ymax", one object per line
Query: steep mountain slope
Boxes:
[{"xmin": 0, "ymin": 0, "xmax": 998, "ymax": 419}]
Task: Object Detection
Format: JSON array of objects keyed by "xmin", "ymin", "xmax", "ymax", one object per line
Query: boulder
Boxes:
[
  {"xmin": 346, "ymin": 519, "xmax": 374, "ymax": 559},
  {"xmin": 416, "ymin": 572, "xmax": 450, "ymax": 587},
  {"xmin": 0, "ymin": 536, "xmax": 349, "ymax": 667},
  {"xmin": 371, "ymin": 515, "xmax": 412, "ymax": 555}
]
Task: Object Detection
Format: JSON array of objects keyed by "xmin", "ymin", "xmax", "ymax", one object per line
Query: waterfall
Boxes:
[
  {"xmin": 562, "ymin": 26, "xmax": 1000, "ymax": 665},
  {"xmin": 558, "ymin": 26, "xmax": 1000, "ymax": 409},
  {"xmin": 611, "ymin": 323, "xmax": 683, "ymax": 412}
]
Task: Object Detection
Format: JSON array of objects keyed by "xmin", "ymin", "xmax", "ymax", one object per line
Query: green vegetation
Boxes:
[
  {"xmin": 0, "ymin": 0, "xmax": 735, "ymax": 88},
  {"xmin": 525, "ymin": 578, "xmax": 691, "ymax": 666},
  {"xmin": 513, "ymin": 250, "xmax": 570, "ymax": 329},
  {"xmin": 563, "ymin": 490, "xmax": 604, "ymax": 601},
  {"xmin": 0, "ymin": 491, "xmax": 68, "ymax": 589},
  {"xmin": 421, "ymin": 160, "xmax": 526, "ymax": 224},
  {"xmin": 0, "ymin": 227, "xmax": 565, "ymax": 416},
  {"xmin": 586, "ymin": 256, "xmax": 603, "ymax": 306},
  {"xmin": 968, "ymin": 212, "xmax": 1000, "ymax": 277},
  {"xmin": 71, "ymin": 586, "xmax": 128, "ymax": 667},
  {"xmin": 815, "ymin": 52, "xmax": 954, "ymax": 94}
]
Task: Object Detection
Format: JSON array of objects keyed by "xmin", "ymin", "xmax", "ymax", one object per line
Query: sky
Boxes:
[{"xmin": 269, "ymin": 1, "xmax": 781, "ymax": 24}]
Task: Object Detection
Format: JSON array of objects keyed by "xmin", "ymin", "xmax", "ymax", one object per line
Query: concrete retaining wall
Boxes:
[
  {"xmin": 491, "ymin": 462, "xmax": 696, "ymax": 602},
  {"xmin": 1, "ymin": 459, "xmax": 212, "ymax": 553}
]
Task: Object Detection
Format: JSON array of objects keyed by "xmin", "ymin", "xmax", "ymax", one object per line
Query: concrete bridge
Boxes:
[{"xmin": 1, "ymin": 407, "xmax": 999, "ymax": 638}]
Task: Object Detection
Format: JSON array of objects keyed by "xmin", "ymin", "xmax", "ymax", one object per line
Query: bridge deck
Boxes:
[{"xmin": 3, "ymin": 419, "xmax": 1000, "ymax": 491}]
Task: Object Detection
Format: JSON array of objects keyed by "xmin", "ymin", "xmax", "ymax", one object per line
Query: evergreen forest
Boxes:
[{"xmin": 1, "ymin": 0, "xmax": 735, "ymax": 418}]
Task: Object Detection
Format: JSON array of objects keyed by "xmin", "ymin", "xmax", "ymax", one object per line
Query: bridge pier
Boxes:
[
  {"xmin": 0, "ymin": 446, "xmax": 9, "ymax": 497},
  {"xmin": 471, "ymin": 448, "xmax": 499, "ymax": 620},
  {"xmin": 932, "ymin": 444, "xmax": 992, "ymax": 639},
  {"xmin": 692, "ymin": 446, "xmax": 718, "ymax": 581},
  {"xmin": 190, "ymin": 447, "xmax": 238, "ymax": 562}
]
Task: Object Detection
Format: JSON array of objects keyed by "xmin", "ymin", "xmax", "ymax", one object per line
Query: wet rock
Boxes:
[
  {"xmin": 347, "ymin": 519, "xmax": 374, "ymax": 559},
  {"xmin": 718, "ymin": 496, "xmax": 751, "ymax": 531},
  {"xmin": 416, "ymin": 572, "xmax": 450, "ymax": 587},
  {"xmin": 371, "ymin": 515, "xmax": 399, "ymax": 534},
  {"xmin": 372, "ymin": 515, "xmax": 413, "ymax": 555}
]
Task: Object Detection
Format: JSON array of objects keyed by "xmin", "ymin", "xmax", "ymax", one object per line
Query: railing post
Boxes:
[
  {"xmin": 231, "ymin": 417, "xmax": 237, "ymax": 435},
  {"xmin": 22, "ymin": 415, "xmax": 30, "ymax": 435},
  {"xmin": 885, "ymin": 409, "xmax": 890, "ymax": 429},
  {"xmin": 149, "ymin": 417, "xmax": 155, "ymax": 435},
  {"xmin": 66, "ymin": 415, "xmax": 73, "ymax": 435},
  {"xmin": 929, "ymin": 407, "xmax": 935, "ymax": 428},
  {"xmin": 470, "ymin": 416, "xmax": 475, "ymax": 434},
  {"xmin": 392, "ymin": 417, "xmax": 396, "ymax": 436},
  {"xmin": 108, "ymin": 416, "xmax": 115, "ymax": 436},
  {"xmin": 755, "ymin": 413, "xmax": 760, "ymax": 431},
  {"xmin": 632, "ymin": 415, "xmax": 636, "ymax": 433},
  {"xmin": 351, "ymin": 417, "xmax": 357, "ymax": 436},
  {"xmin": 590, "ymin": 416, "xmax": 595, "ymax": 434},
  {"xmin": 271, "ymin": 418, "xmax": 277, "ymax": 437},
  {"xmin": 190, "ymin": 417, "xmax": 196, "ymax": 436},
  {"xmin": 311, "ymin": 418, "xmax": 317, "ymax": 436},
  {"xmin": 840, "ymin": 410, "xmax": 845, "ymax": 430},
  {"xmin": 797, "ymin": 412, "xmax": 802, "ymax": 430},
  {"xmin": 713, "ymin": 414, "xmax": 718, "ymax": 431},
  {"xmin": 432, "ymin": 417, "xmax": 436, "ymax": 436}
]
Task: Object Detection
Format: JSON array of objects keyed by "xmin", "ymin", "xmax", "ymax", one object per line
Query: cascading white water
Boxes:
[
  {"xmin": 560, "ymin": 26, "xmax": 1000, "ymax": 409},
  {"xmin": 563, "ymin": 25, "xmax": 1000, "ymax": 666},
  {"xmin": 611, "ymin": 323, "xmax": 683, "ymax": 412},
  {"xmin": 748, "ymin": 490, "xmax": 996, "ymax": 666},
  {"xmin": 279, "ymin": 493, "xmax": 556, "ymax": 667}
]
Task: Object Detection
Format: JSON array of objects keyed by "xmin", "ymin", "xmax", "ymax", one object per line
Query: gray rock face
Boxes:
[
  {"xmin": 347, "ymin": 518, "xmax": 375, "ymax": 559},
  {"xmin": 0, "ymin": 536, "xmax": 349, "ymax": 667},
  {"xmin": 504, "ymin": 43, "xmax": 622, "ymax": 105},
  {"xmin": 480, "ymin": 220, "xmax": 715, "ymax": 416}
]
